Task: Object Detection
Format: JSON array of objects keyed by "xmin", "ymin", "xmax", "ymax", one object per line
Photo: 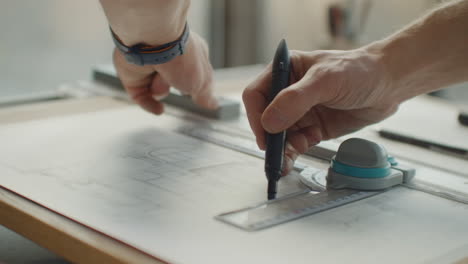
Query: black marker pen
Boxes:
[{"xmin": 265, "ymin": 39, "xmax": 290, "ymax": 200}]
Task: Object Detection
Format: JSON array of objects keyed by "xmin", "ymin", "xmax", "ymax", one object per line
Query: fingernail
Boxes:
[
  {"xmin": 282, "ymin": 156, "xmax": 293, "ymax": 176},
  {"xmin": 262, "ymin": 106, "xmax": 287, "ymax": 133},
  {"xmin": 304, "ymin": 127, "xmax": 323, "ymax": 147},
  {"xmin": 282, "ymin": 143, "xmax": 298, "ymax": 176},
  {"xmin": 152, "ymin": 92, "xmax": 169, "ymax": 101},
  {"xmin": 285, "ymin": 142, "xmax": 296, "ymax": 153},
  {"xmin": 257, "ymin": 138, "xmax": 266, "ymax": 151}
]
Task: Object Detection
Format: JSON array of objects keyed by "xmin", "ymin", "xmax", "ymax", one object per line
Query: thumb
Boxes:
[{"xmin": 261, "ymin": 76, "xmax": 323, "ymax": 133}]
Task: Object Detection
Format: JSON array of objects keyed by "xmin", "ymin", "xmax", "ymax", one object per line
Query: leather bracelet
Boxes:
[{"xmin": 110, "ymin": 22, "xmax": 190, "ymax": 66}]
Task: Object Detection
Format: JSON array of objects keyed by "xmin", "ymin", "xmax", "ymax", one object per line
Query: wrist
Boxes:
[
  {"xmin": 111, "ymin": 22, "xmax": 190, "ymax": 66},
  {"xmin": 114, "ymin": 18, "xmax": 187, "ymax": 47},
  {"xmin": 100, "ymin": 0, "xmax": 190, "ymax": 46},
  {"xmin": 363, "ymin": 1, "xmax": 468, "ymax": 103},
  {"xmin": 365, "ymin": 36, "xmax": 426, "ymax": 104},
  {"xmin": 361, "ymin": 41, "xmax": 404, "ymax": 106}
]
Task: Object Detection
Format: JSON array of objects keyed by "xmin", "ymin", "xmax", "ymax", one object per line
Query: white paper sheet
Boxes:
[{"xmin": 1, "ymin": 107, "xmax": 468, "ymax": 264}]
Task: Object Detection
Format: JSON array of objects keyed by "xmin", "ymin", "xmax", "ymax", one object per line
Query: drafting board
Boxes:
[{"xmin": 1, "ymin": 106, "xmax": 468, "ymax": 264}]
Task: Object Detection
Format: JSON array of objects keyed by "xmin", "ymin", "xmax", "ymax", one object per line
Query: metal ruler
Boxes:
[
  {"xmin": 179, "ymin": 126, "xmax": 382, "ymax": 232},
  {"xmin": 216, "ymin": 189, "xmax": 379, "ymax": 231},
  {"xmin": 177, "ymin": 125, "xmax": 308, "ymax": 171}
]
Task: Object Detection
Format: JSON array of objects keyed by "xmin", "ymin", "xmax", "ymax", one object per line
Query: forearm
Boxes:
[
  {"xmin": 99, "ymin": 0, "xmax": 190, "ymax": 46},
  {"xmin": 366, "ymin": 0, "xmax": 468, "ymax": 102}
]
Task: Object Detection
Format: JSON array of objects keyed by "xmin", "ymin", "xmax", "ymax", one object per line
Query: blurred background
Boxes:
[
  {"xmin": 0, "ymin": 0, "xmax": 467, "ymax": 263},
  {"xmin": 1, "ymin": 0, "xmax": 468, "ymax": 102}
]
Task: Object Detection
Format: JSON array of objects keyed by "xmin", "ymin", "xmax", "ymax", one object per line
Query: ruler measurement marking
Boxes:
[{"xmin": 217, "ymin": 190, "xmax": 380, "ymax": 231}]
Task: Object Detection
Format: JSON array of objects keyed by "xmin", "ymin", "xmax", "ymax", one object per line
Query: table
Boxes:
[{"xmin": 1, "ymin": 71, "xmax": 468, "ymax": 264}]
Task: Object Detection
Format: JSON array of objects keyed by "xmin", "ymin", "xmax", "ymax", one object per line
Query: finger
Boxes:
[
  {"xmin": 150, "ymin": 73, "xmax": 171, "ymax": 99},
  {"xmin": 282, "ymin": 126, "xmax": 322, "ymax": 176},
  {"xmin": 119, "ymin": 70, "xmax": 165, "ymax": 115},
  {"xmin": 191, "ymin": 76, "xmax": 219, "ymax": 109},
  {"xmin": 138, "ymin": 97, "xmax": 165, "ymax": 115},
  {"xmin": 150, "ymin": 74, "xmax": 170, "ymax": 96},
  {"xmin": 287, "ymin": 107, "xmax": 321, "ymax": 132},
  {"xmin": 282, "ymin": 143, "xmax": 299, "ymax": 176},
  {"xmin": 120, "ymin": 73, "xmax": 165, "ymax": 115},
  {"xmin": 121, "ymin": 74, "xmax": 165, "ymax": 115},
  {"xmin": 113, "ymin": 49, "xmax": 164, "ymax": 115},
  {"xmin": 242, "ymin": 64, "xmax": 273, "ymax": 150},
  {"xmin": 261, "ymin": 74, "xmax": 325, "ymax": 133},
  {"xmin": 286, "ymin": 126, "xmax": 323, "ymax": 154},
  {"xmin": 127, "ymin": 83, "xmax": 165, "ymax": 115}
]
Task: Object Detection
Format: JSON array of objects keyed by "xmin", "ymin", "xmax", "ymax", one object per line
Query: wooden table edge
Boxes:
[
  {"xmin": 1, "ymin": 94, "xmax": 467, "ymax": 264},
  {"xmin": 0, "ymin": 187, "xmax": 167, "ymax": 264},
  {"xmin": 0, "ymin": 97, "xmax": 168, "ymax": 264}
]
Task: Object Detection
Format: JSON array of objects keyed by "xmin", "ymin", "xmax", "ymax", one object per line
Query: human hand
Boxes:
[
  {"xmin": 113, "ymin": 32, "xmax": 218, "ymax": 114},
  {"xmin": 243, "ymin": 48, "xmax": 400, "ymax": 175}
]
